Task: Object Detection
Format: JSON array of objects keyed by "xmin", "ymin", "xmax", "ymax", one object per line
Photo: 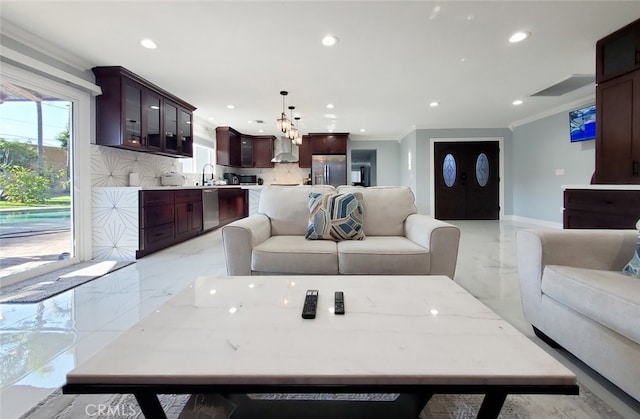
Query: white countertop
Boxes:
[
  {"xmin": 563, "ymin": 184, "xmax": 640, "ymax": 190},
  {"xmin": 66, "ymin": 275, "xmax": 575, "ymax": 387}
]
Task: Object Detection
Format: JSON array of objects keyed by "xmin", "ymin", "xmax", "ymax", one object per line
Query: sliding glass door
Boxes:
[{"xmin": 0, "ymin": 63, "xmax": 92, "ymax": 285}]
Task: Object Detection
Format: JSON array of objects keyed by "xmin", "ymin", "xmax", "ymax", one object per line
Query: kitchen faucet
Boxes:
[{"xmin": 202, "ymin": 164, "xmax": 214, "ymax": 186}]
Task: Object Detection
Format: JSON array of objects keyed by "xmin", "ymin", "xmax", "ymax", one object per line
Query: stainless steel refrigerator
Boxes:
[{"xmin": 311, "ymin": 155, "xmax": 347, "ymax": 187}]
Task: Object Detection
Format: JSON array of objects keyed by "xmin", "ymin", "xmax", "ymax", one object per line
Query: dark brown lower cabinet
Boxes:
[
  {"xmin": 138, "ymin": 189, "xmax": 203, "ymax": 258},
  {"xmin": 175, "ymin": 190, "xmax": 203, "ymax": 242},
  {"xmin": 218, "ymin": 188, "xmax": 248, "ymax": 227},
  {"xmin": 139, "ymin": 191, "xmax": 176, "ymax": 257},
  {"xmin": 563, "ymin": 189, "xmax": 640, "ymax": 229},
  {"xmin": 138, "ymin": 188, "xmax": 247, "ymax": 258}
]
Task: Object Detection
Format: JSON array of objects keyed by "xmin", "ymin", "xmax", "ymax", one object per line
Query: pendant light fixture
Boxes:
[
  {"xmin": 276, "ymin": 91, "xmax": 291, "ymax": 133},
  {"xmin": 293, "ymin": 117, "xmax": 302, "ymax": 145},
  {"xmin": 287, "ymin": 106, "xmax": 298, "ymax": 140}
]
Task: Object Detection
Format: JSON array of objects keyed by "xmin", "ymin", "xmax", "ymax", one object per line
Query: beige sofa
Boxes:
[
  {"xmin": 222, "ymin": 185, "xmax": 460, "ymax": 278},
  {"xmin": 516, "ymin": 229, "xmax": 640, "ymax": 401}
]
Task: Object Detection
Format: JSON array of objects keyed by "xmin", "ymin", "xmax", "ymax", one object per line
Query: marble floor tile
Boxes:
[{"xmin": 1, "ymin": 221, "xmax": 639, "ymax": 419}]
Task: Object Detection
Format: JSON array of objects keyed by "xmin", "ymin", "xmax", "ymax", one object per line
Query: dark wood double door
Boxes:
[{"xmin": 434, "ymin": 141, "xmax": 499, "ymax": 220}]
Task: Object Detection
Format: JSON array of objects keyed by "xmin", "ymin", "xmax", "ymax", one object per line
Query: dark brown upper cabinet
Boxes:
[
  {"xmin": 216, "ymin": 126, "xmax": 241, "ymax": 167},
  {"xmin": 596, "ymin": 17, "xmax": 640, "ymax": 84},
  {"xmin": 298, "ymin": 133, "xmax": 349, "ymax": 168},
  {"xmin": 250, "ymin": 135, "xmax": 274, "ymax": 168},
  {"xmin": 216, "ymin": 127, "xmax": 275, "ymax": 168},
  {"xmin": 93, "ymin": 66, "xmax": 196, "ymax": 158}
]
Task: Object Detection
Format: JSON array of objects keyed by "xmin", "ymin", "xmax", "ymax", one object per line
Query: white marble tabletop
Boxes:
[{"xmin": 66, "ymin": 275, "xmax": 576, "ymax": 387}]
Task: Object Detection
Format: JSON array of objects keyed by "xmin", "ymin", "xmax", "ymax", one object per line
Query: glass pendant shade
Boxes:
[
  {"xmin": 289, "ymin": 126, "xmax": 298, "ymax": 140},
  {"xmin": 277, "ymin": 113, "xmax": 289, "ymax": 132}
]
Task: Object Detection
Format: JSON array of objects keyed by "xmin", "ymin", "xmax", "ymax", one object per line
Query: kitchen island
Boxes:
[{"xmin": 92, "ymin": 185, "xmax": 260, "ymax": 260}]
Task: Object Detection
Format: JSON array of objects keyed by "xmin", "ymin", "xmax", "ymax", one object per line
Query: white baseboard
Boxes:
[{"xmin": 504, "ymin": 215, "xmax": 563, "ymax": 229}]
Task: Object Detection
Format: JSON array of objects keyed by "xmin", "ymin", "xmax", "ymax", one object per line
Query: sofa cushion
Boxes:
[
  {"xmin": 542, "ymin": 265, "xmax": 640, "ymax": 345},
  {"xmin": 337, "ymin": 186, "xmax": 417, "ymax": 236},
  {"xmin": 252, "ymin": 235, "xmax": 338, "ymax": 274},
  {"xmin": 337, "ymin": 236, "xmax": 429, "ymax": 274},
  {"xmin": 306, "ymin": 192, "xmax": 365, "ymax": 241},
  {"xmin": 258, "ymin": 185, "xmax": 336, "ymax": 236}
]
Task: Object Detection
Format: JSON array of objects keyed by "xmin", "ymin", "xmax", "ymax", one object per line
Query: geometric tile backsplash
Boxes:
[
  {"xmin": 92, "ymin": 186, "xmax": 139, "ymax": 260},
  {"xmin": 90, "ymin": 145, "xmax": 179, "ymax": 187},
  {"xmin": 90, "ymin": 144, "xmax": 311, "ymax": 187}
]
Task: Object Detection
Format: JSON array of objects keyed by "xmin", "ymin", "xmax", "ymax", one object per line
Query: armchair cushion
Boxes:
[
  {"xmin": 306, "ymin": 192, "xmax": 365, "ymax": 241},
  {"xmin": 542, "ymin": 265, "xmax": 640, "ymax": 346}
]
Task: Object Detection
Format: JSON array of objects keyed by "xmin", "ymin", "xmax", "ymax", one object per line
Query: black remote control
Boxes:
[
  {"xmin": 302, "ymin": 290, "xmax": 319, "ymax": 319},
  {"xmin": 334, "ymin": 291, "xmax": 345, "ymax": 315}
]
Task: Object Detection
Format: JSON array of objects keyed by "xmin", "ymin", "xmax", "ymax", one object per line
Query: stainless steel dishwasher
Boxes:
[{"xmin": 202, "ymin": 188, "xmax": 219, "ymax": 231}]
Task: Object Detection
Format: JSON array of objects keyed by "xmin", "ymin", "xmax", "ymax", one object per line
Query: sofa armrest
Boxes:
[
  {"xmin": 405, "ymin": 214, "xmax": 461, "ymax": 279},
  {"xmin": 516, "ymin": 229, "xmax": 637, "ymax": 325},
  {"xmin": 222, "ymin": 214, "xmax": 271, "ymax": 276}
]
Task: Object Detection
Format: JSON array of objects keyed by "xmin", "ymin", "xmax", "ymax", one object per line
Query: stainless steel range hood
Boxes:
[{"xmin": 271, "ymin": 136, "xmax": 298, "ymax": 163}]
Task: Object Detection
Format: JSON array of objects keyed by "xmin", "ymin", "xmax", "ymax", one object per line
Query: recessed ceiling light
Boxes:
[
  {"xmin": 140, "ymin": 39, "xmax": 157, "ymax": 49},
  {"xmin": 360, "ymin": 128, "xmax": 366, "ymax": 132},
  {"xmin": 322, "ymin": 35, "xmax": 338, "ymax": 46},
  {"xmin": 326, "ymin": 103, "xmax": 334, "ymax": 109},
  {"xmin": 509, "ymin": 31, "xmax": 530, "ymax": 43},
  {"xmin": 207, "ymin": 117, "xmax": 214, "ymax": 121},
  {"xmin": 328, "ymin": 129, "xmax": 334, "ymax": 133},
  {"xmin": 513, "ymin": 99, "xmax": 524, "ymax": 106},
  {"xmin": 226, "ymin": 104, "xmax": 235, "ymax": 109},
  {"xmin": 430, "ymin": 101, "xmax": 440, "ymax": 107},
  {"xmin": 247, "ymin": 120, "xmax": 253, "ymax": 124},
  {"xmin": 258, "ymin": 129, "xmax": 264, "ymax": 133}
]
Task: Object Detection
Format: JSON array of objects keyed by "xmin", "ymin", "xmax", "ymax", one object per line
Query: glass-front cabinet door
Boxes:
[
  {"xmin": 124, "ymin": 82, "xmax": 143, "ymax": 148},
  {"xmin": 144, "ymin": 92, "xmax": 162, "ymax": 151},
  {"xmin": 179, "ymin": 109, "xmax": 193, "ymax": 156},
  {"xmin": 164, "ymin": 101, "xmax": 178, "ymax": 154}
]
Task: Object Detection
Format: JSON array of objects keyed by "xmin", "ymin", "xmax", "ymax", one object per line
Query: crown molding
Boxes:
[
  {"xmin": 1, "ymin": 19, "xmax": 93, "ymax": 71},
  {"xmin": 508, "ymin": 93, "xmax": 596, "ymax": 131},
  {"xmin": 0, "ymin": 48, "xmax": 101, "ymax": 95}
]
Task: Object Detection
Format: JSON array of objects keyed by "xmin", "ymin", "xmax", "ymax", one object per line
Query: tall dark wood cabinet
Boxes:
[
  {"xmin": 594, "ymin": 18, "xmax": 640, "ymax": 184},
  {"xmin": 595, "ymin": 63, "xmax": 640, "ymax": 183},
  {"xmin": 564, "ymin": 17, "xmax": 640, "ymax": 229},
  {"xmin": 93, "ymin": 66, "xmax": 195, "ymax": 157}
]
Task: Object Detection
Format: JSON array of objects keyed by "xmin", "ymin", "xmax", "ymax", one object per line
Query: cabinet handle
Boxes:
[{"xmin": 633, "ymin": 160, "xmax": 640, "ymax": 176}]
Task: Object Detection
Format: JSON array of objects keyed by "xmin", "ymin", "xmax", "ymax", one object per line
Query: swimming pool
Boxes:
[{"xmin": 0, "ymin": 208, "xmax": 71, "ymax": 224}]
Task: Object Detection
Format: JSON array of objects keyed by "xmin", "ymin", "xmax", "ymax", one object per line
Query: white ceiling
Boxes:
[{"xmin": 2, "ymin": 1, "xmax": 640, "ymax": 141}]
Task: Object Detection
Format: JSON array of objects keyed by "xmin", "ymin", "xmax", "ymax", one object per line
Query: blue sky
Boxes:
[{"xmin": 0, "ymin": 100, "xmax": 71, "ymax": 147}]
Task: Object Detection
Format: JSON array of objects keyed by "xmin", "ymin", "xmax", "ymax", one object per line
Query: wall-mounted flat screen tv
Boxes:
[{"xmin": 569, "ymin": 104, "xmax": 596, "ymax": 142}]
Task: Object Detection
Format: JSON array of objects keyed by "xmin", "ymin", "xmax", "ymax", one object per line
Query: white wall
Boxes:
[
  {"xmin": 349, "ymin": 140, "xmax": 401, "ymax": 186},
  {"xmin": 512, "ymin": 110, "xmax": 595, "ymax": 223}
]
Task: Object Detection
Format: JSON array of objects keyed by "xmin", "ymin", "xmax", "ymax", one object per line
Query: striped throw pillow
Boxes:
[{"xmin": 305, "ymin": 192, "xmax": 365, "ymax": 241}]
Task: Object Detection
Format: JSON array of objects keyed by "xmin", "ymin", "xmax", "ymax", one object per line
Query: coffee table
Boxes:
[{"xmin": 63, "ymin": 275, "xmax": 578, "ymax": 418}]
